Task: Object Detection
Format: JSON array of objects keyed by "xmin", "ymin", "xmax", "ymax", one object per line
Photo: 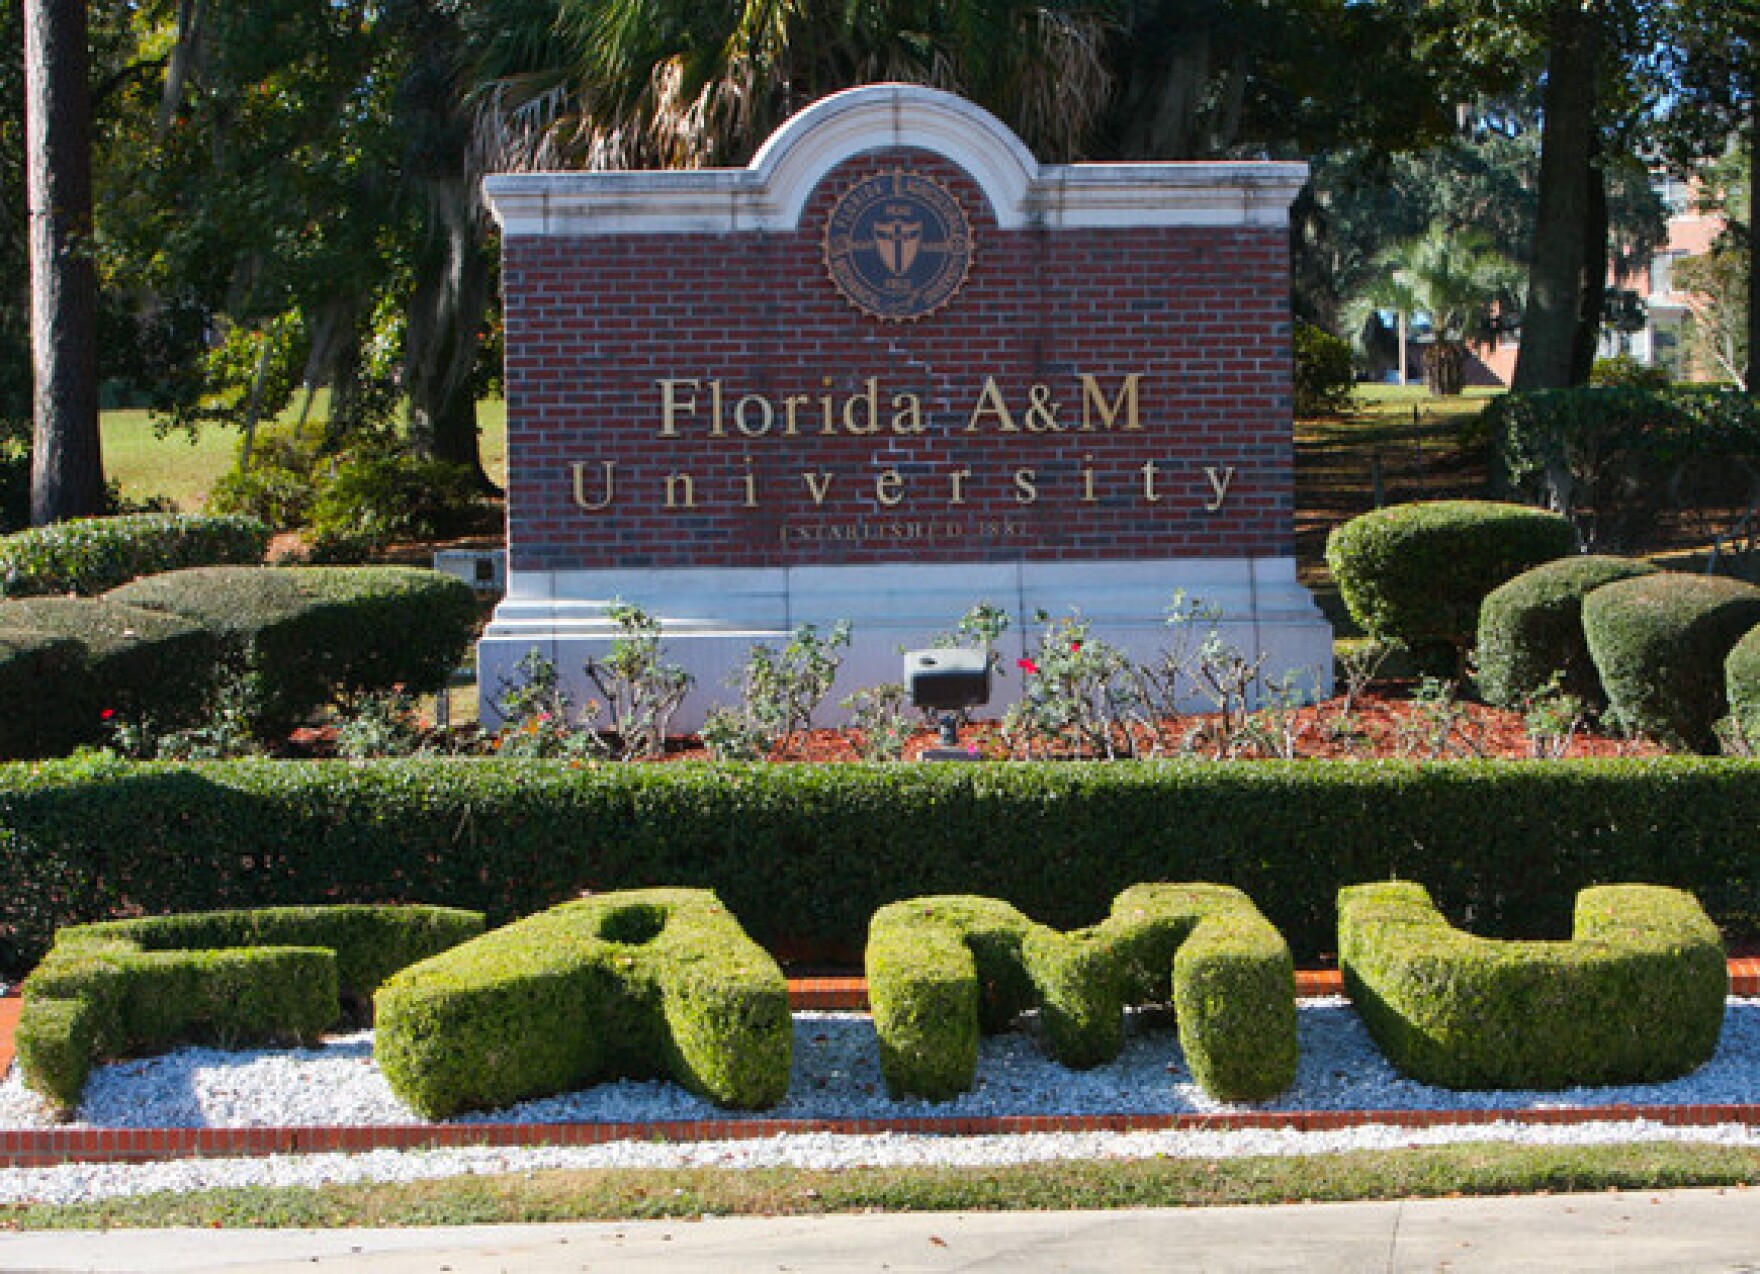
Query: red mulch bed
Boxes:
[
  {"xmin": 658, "ymin": 692, "xmax": 1666, "ymax": 764},
  {"xmin": 290, "ymin": 690, "xmax": 1664, "ymax": 763}
]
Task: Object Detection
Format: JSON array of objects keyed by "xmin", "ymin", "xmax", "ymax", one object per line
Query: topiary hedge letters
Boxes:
[
  {"xmin": 374, "ymin": 888, "xmax": 792, "ymax": 1118},
  {"xmin": 1339, "ymin": 881, "xmax": 1726, "ymax": 1089},
  {"xmin": 867, "ymin": 884, "xmax": 1295, "ymax": 1102},
  {"xmin": 17, "ymin": 903, "xmax": 484, "ymax": 1112}
]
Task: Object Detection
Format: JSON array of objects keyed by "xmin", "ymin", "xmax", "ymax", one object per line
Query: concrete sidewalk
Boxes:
[{"xmin": 4, "ymin": 1188, "xmax": 1760, "ymax": 1272}]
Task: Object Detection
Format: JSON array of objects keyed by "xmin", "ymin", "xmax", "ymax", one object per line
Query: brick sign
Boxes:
[{"xmin": 480, "ymin": 84, "xmax": 1331, "ymax": 726}]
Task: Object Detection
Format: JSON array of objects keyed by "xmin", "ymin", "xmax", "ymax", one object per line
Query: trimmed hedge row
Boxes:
[
  {"xmin": 0, "ymin": 628, "xmax": 85, "ymax": 759},
  {"xmin": 1338, "ymin": 881, "xmax": 1725, "ymax": 1089},
  {"xmin": 1475, "ymin": 554, "xmax": 1658, "ymax": 710},
  {"xmin": 0, "ymin": 513, "xmax": 269, "ymax": 598},
  {"xmin": 1583, "ymin": 573, "xmax": 1760, "ymax": 753},
  {"xmin": 375, "ymin": 889, "xmax": 791, "ymax": 1118},
  {"xmin": 866, "ymin": 884, "xmax": 1295, "ymax": 1102},
  {"xmin": 17, "ymin": 903, "xmax": 483, "ymax": 1111},
  {"xmin": 0, "ymin": 598, "xmax": 222, "ymax": 748},
  {"xmin": 4, "ymin": 757, "xmax": 1759, "ymax": 977},
  {"xmin": 1324, "ymin": 500, "xmax": 1575, "ymax": 670},
  {"xmin": 110, "ymin": 566, "xmax": 479, "ymax": 737}
]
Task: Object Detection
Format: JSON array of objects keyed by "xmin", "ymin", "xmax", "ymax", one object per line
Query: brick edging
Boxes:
[{"xmin": 4, "ymin": 1105, "xmax": 1759, "ymax": 1170}]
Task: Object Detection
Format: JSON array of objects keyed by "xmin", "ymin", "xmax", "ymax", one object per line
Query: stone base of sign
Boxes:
[{"xmin": 477, "ymin": 558, "xmax": 1333, "ymax": 733}]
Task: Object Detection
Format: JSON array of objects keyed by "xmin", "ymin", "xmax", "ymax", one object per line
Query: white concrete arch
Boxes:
[
  {"xmin": 484, "ymin": 83, "xmax": 1308, "ymax": 237},
  {"xmin": 747, "ymin": 84, "xmax": 1036, "ymax": 228}
]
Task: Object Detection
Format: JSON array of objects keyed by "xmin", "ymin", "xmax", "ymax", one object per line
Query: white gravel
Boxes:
[{"xmin": 1, "ymin": 997, "xmax": 1757, "ymax": 1203}]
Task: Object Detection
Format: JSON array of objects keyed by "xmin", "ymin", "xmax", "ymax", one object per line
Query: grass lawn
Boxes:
[
  {"xmin": 102, "ymin": 400, "xmax": 510, "ymax": 513},
  {"xmin": 6, "ymin": 1142, "xmax": 1758, "ymax": 1228}
]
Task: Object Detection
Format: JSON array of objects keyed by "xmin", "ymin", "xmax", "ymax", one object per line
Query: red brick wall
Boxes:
[{"xmin": 503, "ymin": 149, "xmax": 1296, "ymax": 571}]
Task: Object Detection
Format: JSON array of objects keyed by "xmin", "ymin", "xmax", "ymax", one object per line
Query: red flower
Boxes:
[
  {"xmin": 100, "ymin": 708, "xmax": 115, "ymax": 721},
  {"xmin": 1017, "ymin": 658, "xmax": 1039, "ymax": 675},
  {"xmin": 1070, "ymin": 641, "xmax": 1083, "ymax": 653}
]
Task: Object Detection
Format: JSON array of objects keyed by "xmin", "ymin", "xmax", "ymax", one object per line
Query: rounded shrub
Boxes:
[
  {"xmin": 0, "ymin": 513, "xmax": 269, "ymax": 598},
  {"xmin": 108, "ymin": 565, "xmax": 478, "ymax": 736},
  {"xmin": 1475, "ymin": 554, "xmax": 1658, "ymax": 710},
  {"xmin": 1582, "ymin": 573, "xmax": 1760, "ymax": 753},
  {"xmin": 0, "ymin": 627, "xmax": 86, "ymax": 758},
  {"xmin": 1325, "ymin": 500, "xmax": 1577, "ymax": 671},
  {"xmin": 0, "ymin": 597, "xmax": 221, "ymax": 743},
  {"xmin": 1726, "ymin": 624, "xmax": 1760, "ymax": 752}
]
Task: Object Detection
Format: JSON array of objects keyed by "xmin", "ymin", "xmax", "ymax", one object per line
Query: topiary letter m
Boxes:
[{"xmin": 866, "ymin": 884, "xmax": 1297, "ymax": 1103}]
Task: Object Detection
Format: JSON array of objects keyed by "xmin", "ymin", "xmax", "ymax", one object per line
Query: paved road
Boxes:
[{"xmin": 4, "ymin": 1188, "xmax": 1760, "ymax": 1272}]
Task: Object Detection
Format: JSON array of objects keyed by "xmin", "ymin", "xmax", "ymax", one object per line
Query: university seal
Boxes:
[{"xmin": 823, "ymin": 171, "xmax": 972, "ymax": 322}]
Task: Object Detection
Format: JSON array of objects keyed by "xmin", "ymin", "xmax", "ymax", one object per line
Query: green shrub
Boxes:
[
  {"xmin": 1293, "ymin": 323, "xmax": 1356, "ymax": 417},
  {"xmin": 1325, "ymin": 500, "xmax": 1575, "ymax": 672},
  {"xmin": 1475, "ymin": 555, "xmax": 1659, "ymax": 710},
  {"xmin": 1489, "ymin": 386, "xmax": 1760, "ymax": 551},
  {"xmin": 4, "ymin": 757, "xmax": 1760, "ymax": 978},
  {"xmin": 109, "ymin": 565, "xmax": 478, "ymax": 737},
  {"xmin": 0, "ymin": 597, "xmax": 221, "ymax": 745},
  {"xmin": 375, "ymin": 888, "xmax": 790, "ymax": 1118},
  {"xmin": 307, "ymin": 451, "xmax": 486, "ymax": 558},
  {"xmin": 1729, "ymin": 625, "xmax": 1760, "ymax": 751},
  {"xmin": 0, "ymin": 513, "xmax": 269, "ymax": 598},
  {"xmin": 16, "ymin": 903, "xmax": 483, "ymax": 1112},
  {"xmin": 0, "ymin": 627, "xmax": 86, "ymax": 758},
  {"xmin": 1338, "ymin": 880, "xmax": 1725, "ymax": 1089},
  {"xmin": 867, "ymin": 884, "xmax": 1295, "ymax": 1103},
  {"xmin": 1582, "ymin": 573, "xmax": 1760, "ymax": 753}
]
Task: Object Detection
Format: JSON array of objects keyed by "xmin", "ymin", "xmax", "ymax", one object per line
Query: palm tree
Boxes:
[
  {"xmin": 1346, "ymin": 228, "xmax": 1523, "ymax": 397},
  {"xmin": 469, "ymin": 0, "xmax": 1118, "ymax": 173}
]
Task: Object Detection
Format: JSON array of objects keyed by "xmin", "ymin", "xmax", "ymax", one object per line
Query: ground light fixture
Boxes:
[{"xmin": 903, "ymin": 648, "xmax": 991, "ymax": 760}]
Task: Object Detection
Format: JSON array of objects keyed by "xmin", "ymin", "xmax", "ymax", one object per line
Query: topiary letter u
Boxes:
[
  {"xmin": 865, "ymin": 884, "xmax": 1297, "ymax": 1103},
  {"xmin": 1339, "ymin": 881, "xmax": 1726, "ymax": 1089},
  {"xmin": 374, "ymin": 888, "xmax": 792, "ymax": 1119}
]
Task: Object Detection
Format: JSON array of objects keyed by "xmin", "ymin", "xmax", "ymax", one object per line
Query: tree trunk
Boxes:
[
  {"xmin": 1513, "ymin": 0, "xmax": 1603, "ymax": 391},
  {"xmin": 1748, "ymin": 105, "xmax": 1758, "ymax": 394},
  {"xmin": 24, "ymin": 0, "xmax": 105, "ymax": 525},
  {"xmin": 404, "ymin": 176, "xmax": 494, "ymax": 491},
  {"xmin": 1570, "ymin": 141, "xmax": 1610, "ymax": 385}
]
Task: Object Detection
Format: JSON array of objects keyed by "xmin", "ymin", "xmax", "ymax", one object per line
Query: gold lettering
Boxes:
[
  {"xmin": 1141, "ymin": 460, "xmax": 1162, "ymax": 504},
  {"xmin": 891, "ymin": 393, "xmax": 925, "ymax": 435},
  {"xmin": 965, "ymin": 376, "xmax": 1019, "ymax": 433},
  {"xmin": 820, "ymin": 378, "xmax": 836, "ymax": 436},
  {"xmin": 1013, "ymin": 468, "xmax": 1038, "ymax": 504},
  {"xmin": 1025, "ymin": 384, "xmax": 1061, "ymax": 432},
  {"xmin": 1079, "ymin": 373, "xmax": 1142, "ymax": 432},
  {"xmin": 803, "ymin": 471, "xmax": 835, "ymax": 505},
  {"xmin": 656, "ymin": 379, "xmax": 698, "ymax": 438},
  {"xmin": 948, "ymin": 467, "xmax": 972, "ymax": 505},
  {"xmin": 875, "ymin": 468, "xmax": 904, "ymax": 507},
  {"xmin": 844, "ymin": 378, "xmax": 881, "ymax": 435},
  {"xmin": 740, "ymin": 457, "xmax": 758, "ymax": 508},
  {"xmin": 663, "ymin": 472, "xmax": 697, "ymax": 508},
  {"xmin": 783, "ymin": 394, "xmax": 810, "ymax": 436},
  {"xmin": 1080, "ymin": 454, "xmax": 1098, "ymax": 503},
  {"xmin": 571, "ymin": 460, "xmax": 616, "ymax": 511},
  {"xmin": 1204, "ymin": 465, "xmax": 1236, "ymax": 512},
  {"xmin": 734, "ymin": 394, "xmax": 774, "ymax": 438},
  {"xmin": 708, "ymin": 379, "xmax": 726, "ymax": 437}
]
